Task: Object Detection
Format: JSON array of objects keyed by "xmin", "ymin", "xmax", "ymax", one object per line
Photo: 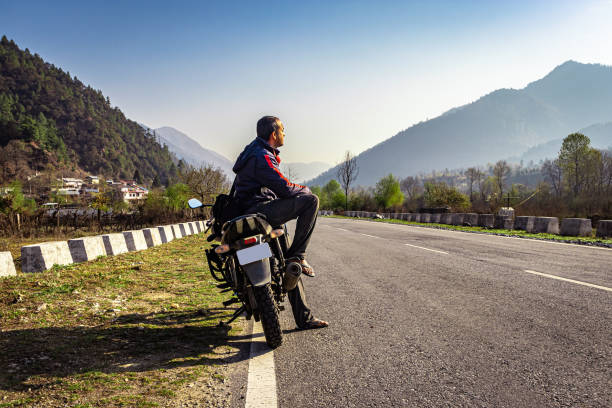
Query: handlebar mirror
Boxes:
[{"xmin": 188, "ymin": 198, "xmax": 203, "ymax": 209}]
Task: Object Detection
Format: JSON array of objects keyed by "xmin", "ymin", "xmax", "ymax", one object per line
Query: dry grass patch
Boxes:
[{"xmin": 0, "ymin": 234, "xmax": 245, "ymax": 407}]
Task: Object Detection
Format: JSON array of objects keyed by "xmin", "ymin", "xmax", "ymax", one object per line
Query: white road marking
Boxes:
[
  {"xmin": 245, "ymin": 321, "xmax": 278, "ymax": 408},
  {"xmin": 333, "ymin": 218, "xmax": 612, "ymax": 252},
  {"xmin": 523, "ymin": 270, "xmax": 612, "ymax": 292},
  {"xmin": 360, "ymin": 233, "xmax": 381, "ymax": 239},
  {"xmin": 335, "ymin": 227, "xmax": 350, "ymax": 232},
  {"xmin": 404, "ymin": 243, "xmax": 449, "ymax": 255}
]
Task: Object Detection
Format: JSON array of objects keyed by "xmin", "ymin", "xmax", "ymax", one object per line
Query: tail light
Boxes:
[{"xmin": 243, "ymin": 236, "xmax": 258, "ymax": 245}]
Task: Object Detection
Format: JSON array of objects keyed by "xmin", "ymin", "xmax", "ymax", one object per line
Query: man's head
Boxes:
[{"xmin": 257, "ymin": 116, "xmax": 285, "ymax": 148}]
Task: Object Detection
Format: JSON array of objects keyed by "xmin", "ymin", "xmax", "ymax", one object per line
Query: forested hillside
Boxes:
[{"xmin": 0, "ymin": 36, "xmax": 178, "ymax": 184}]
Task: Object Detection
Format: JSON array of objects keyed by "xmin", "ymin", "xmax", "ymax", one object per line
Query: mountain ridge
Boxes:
[
  {"xmin": 308, "ymin": 60, "xmax": 612, "ymax": 187},
  {"xmin": 141, "ymin": 125, "xmax": 235, "ymax": 178}
]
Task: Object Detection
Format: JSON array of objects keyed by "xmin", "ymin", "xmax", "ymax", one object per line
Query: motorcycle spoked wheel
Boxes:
[{"xmin": 253, "ymin": 283, "xmax": 283, "ymax": 349}]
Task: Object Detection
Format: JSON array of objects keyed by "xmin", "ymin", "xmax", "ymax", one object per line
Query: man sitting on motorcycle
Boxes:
[{"xmin": 231, "ymin": 115, "xmax": 328, "ymax": 329}]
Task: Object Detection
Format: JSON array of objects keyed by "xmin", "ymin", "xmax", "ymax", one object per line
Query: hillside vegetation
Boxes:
[{"xmin": 0, "ymin": 36, "xmax": 178, "ymax": 185}]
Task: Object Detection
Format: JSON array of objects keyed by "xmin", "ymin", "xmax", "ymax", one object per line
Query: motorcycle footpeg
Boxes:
[{"xmin": 222, "ymin": 298, "xmax": 240, "ymax": 307}]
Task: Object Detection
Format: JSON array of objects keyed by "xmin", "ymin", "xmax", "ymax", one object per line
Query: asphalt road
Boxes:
[{"xmin": 231, "ymin": 217, "xmax": 611, "ymax": 408}]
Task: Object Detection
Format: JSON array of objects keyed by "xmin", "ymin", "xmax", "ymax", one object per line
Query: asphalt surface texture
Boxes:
[{"xmin": 229, "ymin": 217, "xmax": 611, "ymax": 408}]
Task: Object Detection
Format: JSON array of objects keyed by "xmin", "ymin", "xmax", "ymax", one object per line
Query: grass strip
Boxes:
[
  {"xmin": 327, "ymin": 215, "xmax": 612, "ymax": 247},
  {"xmin": 0, "ymin": 233, "xmax": 240, "ymax": 407}
]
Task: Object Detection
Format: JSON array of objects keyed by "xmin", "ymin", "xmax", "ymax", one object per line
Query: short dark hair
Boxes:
[{"xmin": 256, "ymin": 116, "xmax": 280, "ymax": 140}]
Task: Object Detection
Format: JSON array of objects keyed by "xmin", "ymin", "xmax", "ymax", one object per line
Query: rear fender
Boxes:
[{"xmin": 242, "ymin": 259, "xmax": 271, "ymax": 287}]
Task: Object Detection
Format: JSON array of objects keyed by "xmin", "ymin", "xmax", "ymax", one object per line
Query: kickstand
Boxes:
[{"xmin": 218, "ymin": 305, "xmax": 246, "ymax": 328}]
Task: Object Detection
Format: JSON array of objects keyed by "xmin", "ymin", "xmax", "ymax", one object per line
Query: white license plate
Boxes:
[{"xmin": 236, "ymin": 243, "xmax": 272, "ymax": 265}]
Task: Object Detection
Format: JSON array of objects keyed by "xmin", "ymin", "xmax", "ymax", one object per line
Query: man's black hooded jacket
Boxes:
[{"xmin": 232, "ymin": 137, "xmax": 311, "ymax": 212}]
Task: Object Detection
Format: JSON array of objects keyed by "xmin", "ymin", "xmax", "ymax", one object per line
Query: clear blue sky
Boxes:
[{"xmin": 2, "ymin": 0, "xmax": 611, "ymax": 164}]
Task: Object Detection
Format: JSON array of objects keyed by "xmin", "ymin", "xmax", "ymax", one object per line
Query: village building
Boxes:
[
  {"xmin": 60, "ymin": 178, "xmax": 83, "ymax": 189},
  {"xmin": 120, "ymin": 184, "xmax": 148, "ymax": 201}
]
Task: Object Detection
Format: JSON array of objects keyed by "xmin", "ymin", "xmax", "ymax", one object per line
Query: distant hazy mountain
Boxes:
[
  {"xmin": 309, "ymin": 61, "xmax": 612, "ymax": 186},
  {"xmin": 520, "ymin": 122, "xmax": 612, "ymax": 163},
  {"xmin": 144, "ymin": 126, "xmax": 234, "ymax": 178},
  {"xmin": 280, "ymin": 161, "xmax": 331, "ymax": 184}
]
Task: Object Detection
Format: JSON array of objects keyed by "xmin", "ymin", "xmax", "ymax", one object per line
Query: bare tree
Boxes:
[
  {"xmin": 400, "ymin": 176, "xmax": 423, "ymax": 200},
  {"xmin": 464, "ymin": 167, "xmax": 479, "ymax": 202},
  {"xmin": 474, "ymin": 168, "xmax": 485, "ymax": 200},
  {"xmin": 282, "ymin": 164, "xmax": 299, "ymax": 183},
  {"xmin": 180, "ymin": 165, "xmax": 229, "ymax": 204},
  {"xmin": 493, "ymin": 160, "xmax": 511, "ymax": 199},
  {"xmin": 336, "ymin": 151, "xmax": 359, "ymax": 211},
  {"xmin": 542, "ymin": 159, "xmax": 563, "ymax": 196}
]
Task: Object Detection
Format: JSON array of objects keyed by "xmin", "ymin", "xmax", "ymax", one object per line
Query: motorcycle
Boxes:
[{"xmin": 187, "ymin": 198, "xmax": 303, "ymax": 348}]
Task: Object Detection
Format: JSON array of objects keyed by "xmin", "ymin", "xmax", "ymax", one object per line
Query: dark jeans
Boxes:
[
  {"xmin": 246, "ymin": 193, "xmax": 319, "ymax": 327},
  {"xmin": 247, "ymin": 193, "xmax": 319, "ymax": 259}
]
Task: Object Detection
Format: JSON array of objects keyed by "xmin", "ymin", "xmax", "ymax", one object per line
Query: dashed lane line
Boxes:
[
  {"xmin": 327, "ymin": 218, "xmax": 612, "ymax": 251},
  {"xmin": 245, "ymin": 321, "xmax": 277, "ymax": 408},
  {"xmin": 360, "ymin": 233, "xmax": 381, "ymax": 239},
  {"xmin": 523, "ymin": 270, "xmax": 612, "ymax": 292},
  {"xmin": 404, "ymin": 243, "xmax": 449, "ymax": 255}
]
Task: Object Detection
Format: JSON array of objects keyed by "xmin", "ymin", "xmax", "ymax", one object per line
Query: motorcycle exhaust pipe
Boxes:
[{"xmin": 283, "ymin": 261, "xmax": 302, "ymax": 291}]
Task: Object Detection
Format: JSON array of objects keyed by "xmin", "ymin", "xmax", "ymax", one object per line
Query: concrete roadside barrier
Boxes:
[
  {"xmin": 193, "ymin": 221, "xmax": 201, "ymax": 233},
  {"xmin": 596, "ymin": 220, "xmax": 612, "ymax": 238},
  {"xmin": 430, "ymin": 213, "xmax": 442, "ymax": 223},
  {"xmin": 123, "ymin": 230, "xmax": 148, "ymax": 252},
  {"xmin": 463, "ymin": 213, "xmax": 478, "ymax": 227},
  {"xmin": 420, "ymin": 213, "xmax": 431, "ymax": 223},
  {"xmin": 534, "ymin": 217, "xmax": 560, "ymax": 234},
  {"xmin": 441, "ymin": 213, "xmax": 453, "ymax": 224},
  {"xmin": 171, "ymin": 224, "xmax": 183, "ymax": 239},
  {"xmin": 22, "ymin": 241, "xmax": 73, "ymax": 273},
  {"xmin": 1, "ymin": 252, "xmax": 17, "ymax": 277},
  {"xmin": 494, "ymin": 215, "xmax": 514, "ymax": 230},
  {"xmin": 413, "ymin": 213, "xmax": 421, "ymax": 222},
  {"xmin": 68, "ymin": 236, "xmax": 106, "ymax": 263},
  {"xmin": 452, "ymin": 213, "xmax": 465, "ymax": 226},
  {"xmin": 179, "ymin": 223, "xmax": 189, "ymax": 236},
  {"xmin": 560, "ymin": 218, "xmax": 592, "ymax": 237},
  {"xmin": 515, "ymin": 216, "xmax": 535, "ymax": 232},
  {"xmin": 186, "ymin": 222, "xmax": 195, "ymax": 235},
  {"xmin": 157, "ymin": 226, "xmax": 174, "ymax": 243},
  {"xmin": 101, "ymin": 233, "xmax": 129, "ymax": 256},
  {"xmin": 478, "ymin": 214, "xmax": 495, "ymax": 228},
  {"xmin": 188, "ymin": 221, "xmax": 197, "ymax": 234},
  {"xmin": 143, "ymin": 228, "xmax": 163, "ymax": 248}
]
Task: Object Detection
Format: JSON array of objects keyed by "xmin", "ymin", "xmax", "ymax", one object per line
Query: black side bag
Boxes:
[{"xmin": 209, "ymin": 193, "xmax": 242, "ymax": 240}]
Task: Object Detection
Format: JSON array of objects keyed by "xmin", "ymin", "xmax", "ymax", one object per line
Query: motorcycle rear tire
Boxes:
[{"xmin": 253, "ymin": 283, "xmax": 283, "ymax": 349}]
